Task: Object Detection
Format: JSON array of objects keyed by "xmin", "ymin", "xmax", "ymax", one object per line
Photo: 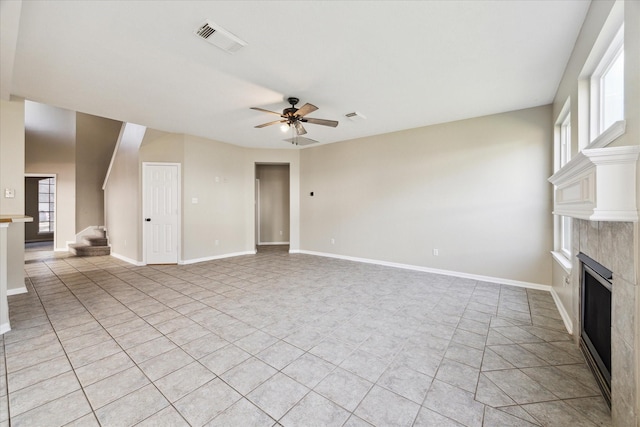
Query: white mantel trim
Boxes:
[{"xmin": 549, "ymin": 145, "xmax": 640, "ymax": 222}]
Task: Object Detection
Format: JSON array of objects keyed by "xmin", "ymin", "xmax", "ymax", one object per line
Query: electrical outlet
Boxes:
[
  {"xmin": 280, "ymin": 230, "xmax": 283, "ymax": 236},
  {"xmin": 4, "ymin": 188, "xmax": 15, "ymax": 198},
  {"xmin": 331, "ymin": 238, "xmax": 335, "ymax": 245},
  {"xmin": 215, "ymin": 239, "xmax": 219, "ymax": 246},
  {"xmin": 433, "ymin": 248, "xmax": 439, "ymax": 256}
]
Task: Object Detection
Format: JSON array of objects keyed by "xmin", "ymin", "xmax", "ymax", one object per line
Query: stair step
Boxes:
[
  {"xmin": 85, "ymin": 236, "xmax": 108, "ymax": 246},
  {"xmin": 69, "ymin": 243, "xmax": 111, "ymax": 257}
]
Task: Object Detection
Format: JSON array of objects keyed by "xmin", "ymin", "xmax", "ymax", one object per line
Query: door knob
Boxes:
[{"xmin": 145, "ymin": 218, "xmax": 151, "ymax": 222}]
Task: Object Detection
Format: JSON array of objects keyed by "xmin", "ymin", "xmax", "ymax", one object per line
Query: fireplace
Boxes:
[{"xmin": 578, "ymin": 252, "xmax": 612, "ymax": 407}]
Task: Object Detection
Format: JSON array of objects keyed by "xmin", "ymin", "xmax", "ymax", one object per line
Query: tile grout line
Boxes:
[
  {"xmin": 8, "ymin": 250, "xmax": 611, "ymax": 427},
  {"xmin": 22, "ymin": 257, "xmax": 199, "ymax": 425},
  {"xmin": 42, "ymin": 259, "xmax": 199, "ymax": 426},
  {"xmin": 16, "ymin": 260, "xmax": 101, "ymax": 425}
]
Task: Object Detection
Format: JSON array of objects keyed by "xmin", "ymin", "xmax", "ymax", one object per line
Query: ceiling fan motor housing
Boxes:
[
  {"xmin": 284, "ymin": 97, "xmax": 300, "ymax": 117},
  {"xmin": 283, "ymin": 107, "xmax": 298, "ymax": 117}
]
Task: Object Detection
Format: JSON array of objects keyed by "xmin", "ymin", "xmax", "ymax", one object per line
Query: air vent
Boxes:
[
  {"xmin": 284, "ymin": 137, "xmax": 318, "ymax": 146},
  {"xmin": 345, "ymin": 111, "xmax": 366, "ymax": 121},
  {"xmin": 195, "ymin": 20, "xmax": 247, "ymax": 54}
]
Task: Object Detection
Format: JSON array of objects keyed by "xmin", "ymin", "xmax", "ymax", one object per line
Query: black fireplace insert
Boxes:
[{"xmin": 577, "ymin": 252, "xmax": 612, "ymax": 407}]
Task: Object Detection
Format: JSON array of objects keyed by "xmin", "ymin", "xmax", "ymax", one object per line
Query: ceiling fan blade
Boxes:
[
  {"xmin": 295, "ymin": 103, "xmax": 318, "ymax": 117},
  {"xmin": 250, "ymin": 107, "xmax": 282, "ymax": 116},
  {"xmin": 255, "ymin": 119, "xmax": 285, "ymax": 128},
  {"xmin": 303, "ymin": 118, "xmax": 339, "ymax": 127},
  {"xmin": 294, "ymin": 121, "xmax": 307, "ymax": 135}
]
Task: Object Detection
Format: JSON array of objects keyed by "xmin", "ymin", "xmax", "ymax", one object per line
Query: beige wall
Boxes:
[
  {"xmin": 139, "ymin": 131, "xmax": 183, "ymax": 163},
  {"xmin": 257, "ymin": 164, "xmax": 290, "ymax": 244},
  {"xmin": 24, "ymin": 100, "xmax": 76, "ymax": 250},
  {"xmin": 0, "ymin": 97, "xmax": 26, "ymax": 292},
  {"xmin": 104, "ymin": 123, "xmax": 145, "ymax": 262},
  {"xmin": 182, "ymin": 135, "xmax": 246, "ymax": 261},
  {"xmin": 300, "ymin": 105, "xmax": 553, "ymax": 285},
  {"xmin": 75, "ymin": 112, "xmax": 121, "ymax": 231},
  {"xmin": 139, "ymin": 134, "xmax": 301, "ymax": 262},
  {"xmin": 140, "ymin": 132, "xmax": 250, "ymax": 262}
]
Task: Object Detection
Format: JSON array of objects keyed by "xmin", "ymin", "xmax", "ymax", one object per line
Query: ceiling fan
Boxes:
[{"xmin": 251, "ymin": 97, "xmax": 338, "ymax": 136}]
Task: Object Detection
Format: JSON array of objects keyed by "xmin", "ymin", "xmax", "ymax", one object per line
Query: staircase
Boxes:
[{"xmin": 69, "ymin": 230, "xmax": 111, "ymax": 257}]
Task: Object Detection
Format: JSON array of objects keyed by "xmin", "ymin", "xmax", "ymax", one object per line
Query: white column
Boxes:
[{"xmin": 0, "ymin": 223, "xmax": 10, "ymax": 334}]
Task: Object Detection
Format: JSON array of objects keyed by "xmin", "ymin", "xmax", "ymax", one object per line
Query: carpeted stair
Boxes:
[{"xmin": 69, "ymin": 232, "xmax": 111, "ymax": 256}]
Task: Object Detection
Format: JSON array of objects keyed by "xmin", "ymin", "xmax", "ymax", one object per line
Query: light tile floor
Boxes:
[{"xmin": 1, "ymin": 246, "xmax": 611, "ymax": 426}]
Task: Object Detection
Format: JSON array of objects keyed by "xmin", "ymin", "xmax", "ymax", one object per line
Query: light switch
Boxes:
[
  {"xmin": 192, "ymin": 197, "xmax": 198, "ymax": 204},
  {"xmin": 4, "ymin": 188, "xmax": 15, "ymax": 198}
]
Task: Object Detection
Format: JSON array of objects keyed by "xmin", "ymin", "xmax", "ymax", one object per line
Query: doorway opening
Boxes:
[
  {"xmin": 255, "ymin": 163, "xmax": 290, "ymax": 251},
  {"xmin": 24, "ymin": 174, "xmax": 56, "ymax": 248}
]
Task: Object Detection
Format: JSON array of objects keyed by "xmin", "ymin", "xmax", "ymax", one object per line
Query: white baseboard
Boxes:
[
  {"xmin": 297, "ymin": 250, "xmax": 552, "ymax": 292},
  {"xmin": 7, "ymin": 286, "xmax": 27, "ymax": 296},
  {"xmin": 0, "ymin": 323, "xmax": 10, "ymax": 335},
  {"xmin": 258, "ymin": 242, "xmax": 290, "ymax": 246},
  {"xmin": 179, "ymin": 251, "xmax": 256, "ymax": 265},
  {"xmin": 550, "ymin": 287, "xmax": 573, "ymax": 334},
  {"xmin": 110, "ymin": 252, "xmax": 145, "ymax": 266}
]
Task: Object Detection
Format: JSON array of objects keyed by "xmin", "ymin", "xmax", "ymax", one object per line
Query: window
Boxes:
[
  {"xmin": 559, "ymin": 113, "xmax": 571, "ymax": 168},
  {"xmin": 590, "ymin": 25, "xmax": 624, "ymax": 141},
  {"xmin": 560, "ymin": 215, "xmax": 571, "ymax": 259},
  {"xmin": 38, "ymin": 178, "xmax": 55, "ymax": 234},
  {"xmin": 558, "ymin": 112, "xmax": 571, "ymax": 259},
  {"xmin": 553, "ymin": 100, "xmax": 572, "ymax": 268},
  {"xmin": 600, "ymin": 48, "xmax": 624, "ymax": 131}
]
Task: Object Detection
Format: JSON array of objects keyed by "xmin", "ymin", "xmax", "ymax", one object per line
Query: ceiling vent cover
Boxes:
[
  {"xmin": 195, "ymin": 20, "xmax": 247, "ymax": 54},
  {"xmin": 345, "ymin": 112, "xmax": 366, "ymax": 121},
  {"xmin": 284, "ymin": 137, "xmax": 318, "ymax": 146}
]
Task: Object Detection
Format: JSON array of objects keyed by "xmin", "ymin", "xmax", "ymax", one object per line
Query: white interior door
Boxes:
[{"xmin": 143, "ymin": 163, "xmax": 179, "ymax": 264}]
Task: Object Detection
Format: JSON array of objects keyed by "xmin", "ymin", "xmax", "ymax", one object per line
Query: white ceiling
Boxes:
[{"xmin": 3, "ymin": 0, "xmax": 590, "ymax": 149}]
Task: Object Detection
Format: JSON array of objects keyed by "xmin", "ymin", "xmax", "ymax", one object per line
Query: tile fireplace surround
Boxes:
[{"xmin": 570, "ymin": 219, "xmax": 637, "ymax": 426}]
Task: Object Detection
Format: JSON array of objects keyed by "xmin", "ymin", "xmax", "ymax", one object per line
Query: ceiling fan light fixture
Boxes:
[{"xmin": 251, "ymin": 97, "xmax": 338, "ymax": 142}]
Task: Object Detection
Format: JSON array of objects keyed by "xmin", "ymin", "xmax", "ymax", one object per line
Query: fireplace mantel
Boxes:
[{"xmin": 548, "ymin": 145, "xmax": 640, "ymax": 222}]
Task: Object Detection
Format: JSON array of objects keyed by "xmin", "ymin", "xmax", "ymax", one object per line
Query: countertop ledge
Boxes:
[{"xmin": 0, "ymin": 215, "xmax": 33, "ymax": 223}]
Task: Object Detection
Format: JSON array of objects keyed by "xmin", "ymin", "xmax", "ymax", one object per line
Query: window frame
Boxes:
[
  {"xmin": 559, "ymin": 215, "xmax": 572, "ymax": 260},
  {"xmin": 38, "ymin": 177, "xmax": 55, "ymax": 235},
  {"xmin": 552, "ymin": 98, "xmax": 573, "ymax": 271},
  {"xmin": 559, "ymin": 113, "xmax": 571, "ymax": 169},
  {"xmin": 589, "ymin": 24, "xmax": 624, "ymax": 142}
]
